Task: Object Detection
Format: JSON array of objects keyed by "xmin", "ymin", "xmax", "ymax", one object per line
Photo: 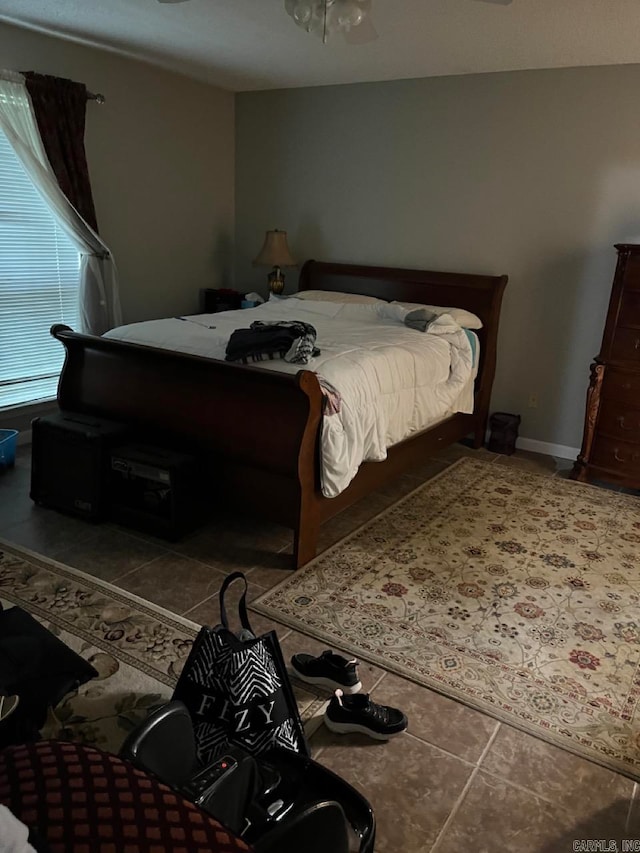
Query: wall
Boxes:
[
  {"xmin": 235, "ymin": 66, "xmax": 640, "ymax": 450},
  {"xmin": 1, "ymin": 20, "xmax": 235, "ymax": 324},
  {"xmin": 0, "ymin": 21, "xmax": 234, "ymax": 433}
]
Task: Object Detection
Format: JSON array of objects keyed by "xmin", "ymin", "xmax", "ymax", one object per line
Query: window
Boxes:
[{"xmin": 0, "ymin": 126, "xmax": 80, "ymax": 409}]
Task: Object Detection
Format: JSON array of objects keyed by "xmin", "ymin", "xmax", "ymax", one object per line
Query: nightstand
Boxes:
[{"xmin": 200, "ymin": 288, "xmax": 242, "ymax": 313}]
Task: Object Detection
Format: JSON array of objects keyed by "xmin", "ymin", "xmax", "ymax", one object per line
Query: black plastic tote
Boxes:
[{"xmin": 172, "ymin": 572, "xmax": 309, "ymax": 764}]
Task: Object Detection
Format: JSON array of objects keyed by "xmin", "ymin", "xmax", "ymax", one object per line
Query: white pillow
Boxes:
[
  {"xmin": 294, "ymin": 289, "xmax": 385, "ymax": 305},
  {"xmin": 391, "ymin": 301, "xmax": 483, "ymax": 329}
]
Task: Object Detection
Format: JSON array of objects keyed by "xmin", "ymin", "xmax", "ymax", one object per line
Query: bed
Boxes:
[{"xmin": 51, "ymin": 260, "xmax": 507, "ymax": 568}]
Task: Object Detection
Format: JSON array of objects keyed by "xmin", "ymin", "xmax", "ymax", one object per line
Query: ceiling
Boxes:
[{"xmin": 2, "ymin": 0, "xmax": 640, "ymax": 92}]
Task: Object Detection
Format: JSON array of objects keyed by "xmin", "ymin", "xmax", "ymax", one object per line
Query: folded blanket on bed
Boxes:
[{"xmin": 225, "ymin": 320, "xmax": 320, "ymax": 365}]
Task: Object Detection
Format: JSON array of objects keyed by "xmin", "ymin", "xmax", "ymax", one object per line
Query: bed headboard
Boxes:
[
  {"xmin": 298, "ymin": 259, "xmax": 506, "ymax": 332},
  {"xmin": 298, "ymin": 259, "xmax": 508, "ymax": 419}
]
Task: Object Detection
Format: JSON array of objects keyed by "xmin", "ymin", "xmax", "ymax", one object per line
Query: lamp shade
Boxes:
[{"xmin": 252, "ymin": 229, "xmax": 297, "ymax": 268}]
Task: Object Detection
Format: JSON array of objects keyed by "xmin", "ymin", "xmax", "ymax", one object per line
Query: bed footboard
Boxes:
[{"xmin": 51, "ymin": 325, "xmax": 324, "ymax": 566}]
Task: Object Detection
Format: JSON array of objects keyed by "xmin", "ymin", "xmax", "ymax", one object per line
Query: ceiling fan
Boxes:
[{"xmin": 156, "ymin": 0, "xmax": 513, "ymax": 44}]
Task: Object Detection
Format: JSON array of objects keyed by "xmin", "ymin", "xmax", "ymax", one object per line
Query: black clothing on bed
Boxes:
[{"xmin": 225, "ymin": 320, "xmax": 320, "ymax": 365}]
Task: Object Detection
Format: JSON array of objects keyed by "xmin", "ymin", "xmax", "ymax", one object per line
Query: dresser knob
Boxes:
[
  {"xmin": 614, "ymin": 448, "xmax": 625, "ymax": 463},
  {"xmin": 617, "ymin": 416, "xmax": 634, "ymax": 430}
]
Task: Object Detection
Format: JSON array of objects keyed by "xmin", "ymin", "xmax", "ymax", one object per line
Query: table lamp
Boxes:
[{"xmin": 252, "ymin": 229, "xmax": 297, "ymax": 295}]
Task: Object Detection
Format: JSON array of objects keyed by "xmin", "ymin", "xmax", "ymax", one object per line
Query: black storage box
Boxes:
[
  {"xmin": 109, "ymin": 444, "xmax": 207, "ymax": 540},
  {"xmin": 31, "ymin": 412, "xmax": 129, "ymax": 520}
]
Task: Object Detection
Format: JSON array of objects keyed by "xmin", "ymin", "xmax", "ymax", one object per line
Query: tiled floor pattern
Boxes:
[{"xmin": 1, "ymin": 443, "xmax": 639, "ymax": 852}]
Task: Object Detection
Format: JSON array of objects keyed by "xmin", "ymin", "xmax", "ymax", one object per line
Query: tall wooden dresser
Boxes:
[{"xmin": 572, "ymin": 243, "xmax": 640, "ymax": 488}]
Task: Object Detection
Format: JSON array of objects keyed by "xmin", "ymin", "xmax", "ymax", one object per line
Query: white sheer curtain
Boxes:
[{"xmin": 0, "ymin": 71, "xmax": 121, "ymax": 335}]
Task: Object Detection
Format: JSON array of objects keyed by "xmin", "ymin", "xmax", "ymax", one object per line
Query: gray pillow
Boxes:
[{"xmin": 404, "ymin": 307, "xmax": 438, "ymax": 332}]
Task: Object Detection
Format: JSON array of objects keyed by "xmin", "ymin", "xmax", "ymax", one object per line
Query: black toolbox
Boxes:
[
  {"xmin": 109, "ymin": 443, "xmax": 207, "ymax": 540},
  {"xmin": 31, "ymin": 412, "xmax": 129, "ymax": 520}
]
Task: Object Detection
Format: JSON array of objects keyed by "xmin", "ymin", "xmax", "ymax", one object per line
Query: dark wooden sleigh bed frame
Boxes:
[{"xmin": 51, "ymin": 260, "xmax": 507, "ymax": 568}]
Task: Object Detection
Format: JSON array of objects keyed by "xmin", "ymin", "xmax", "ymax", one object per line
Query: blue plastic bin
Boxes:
[{"xmin": 0, "ymin": 429, "xmax": 18, "ymax": 470}]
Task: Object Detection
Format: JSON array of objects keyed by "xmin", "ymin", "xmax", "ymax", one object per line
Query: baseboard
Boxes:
[{"xmin": 516, "ymin": 437, "xmax": 579, "ymax": 461}]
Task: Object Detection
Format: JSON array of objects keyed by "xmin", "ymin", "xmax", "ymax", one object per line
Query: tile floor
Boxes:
[{"xmin": 1, "ymin": 443, "xmax": 639, "ymax": 852}]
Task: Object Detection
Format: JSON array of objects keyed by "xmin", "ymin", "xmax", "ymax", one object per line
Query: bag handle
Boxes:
[{"xmin": 219, "ymin": 572, "xmax": 252, "ymax": 632}]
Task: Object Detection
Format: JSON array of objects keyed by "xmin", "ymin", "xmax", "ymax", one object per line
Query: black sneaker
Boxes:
[
  {"xmin": 324, "ymin": 689, "xmax": 408, "ymax": 741},
  {"xmin": 290, "ymin": 650, "xmax": 362, "ymax": 694}
]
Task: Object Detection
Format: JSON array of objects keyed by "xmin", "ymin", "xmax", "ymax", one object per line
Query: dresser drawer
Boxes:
[
  {"xmin": 597, "ymin": 401, "xmax": 640, "ymax": 443},
  {"xmin": 602, "ymin": 368, "xmax": 640, "ymax": 404},
  {"xmin": 621, "ymin": 252, "xmax": 640, "ymax": 291},
  {"xmin": 611, "ymin": 327, "xmax": 640, "ymax": 363},
  {"xmin": 591, "ymin": 435, "xmax": 640, "ymax": 474},
  {"xmin": 619, "ymin": 291, "xmax": 640, "ymax": 329}
]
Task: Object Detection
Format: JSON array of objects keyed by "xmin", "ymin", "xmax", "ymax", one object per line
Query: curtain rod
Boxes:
[{"xmin": 1, "ymin": 69, "xmax": 105, "ymax": 104}]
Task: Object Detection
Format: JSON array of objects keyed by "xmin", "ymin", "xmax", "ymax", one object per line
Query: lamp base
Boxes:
[{"xmin": 268, "ymin": 266, "xmax": 286, "ymax": 295}]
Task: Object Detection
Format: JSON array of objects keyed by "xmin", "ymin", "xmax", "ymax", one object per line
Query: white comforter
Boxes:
[{"xmin": 105, "ymin": 298, "xmax": 476, "ymax": 497}]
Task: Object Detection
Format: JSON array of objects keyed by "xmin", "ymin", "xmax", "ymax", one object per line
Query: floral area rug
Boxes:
[
  {"xmin": 0, "ymin": 540, "xmax": 326, "ymax": 755},
  {"xmin": 253, "ymin": 457, "xmax": 640, "ymax": 778}
]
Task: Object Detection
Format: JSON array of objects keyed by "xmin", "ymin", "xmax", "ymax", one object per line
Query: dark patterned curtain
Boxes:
[{"xmin": 23, "ymin": 72, "xmax": 98, "ymax": 233}]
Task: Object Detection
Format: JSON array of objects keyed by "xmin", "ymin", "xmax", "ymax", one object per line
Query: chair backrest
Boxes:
[
  {"xmin": 119, "ymin": 700, "xmax": 198, "ymax": 787},
  {"xmin": 254, "ymin": 800, "xmax": 350, "ymax": 853}
]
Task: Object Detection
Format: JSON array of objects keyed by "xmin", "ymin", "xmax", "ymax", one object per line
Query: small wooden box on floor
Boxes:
[
  {"xmin": 573, "ymin": 244, "xmax": 640, "ymax": 488},
  {"xmin": 109, "ymin": 444, "xmax": 207, "ymax": 540},
  {"xmin": 30, "ymin": 412, "xmax": 129, "ymax": 520},
  {"xmin": 30, "ymin": 413, "xmax": 207, "ymax": 538}
]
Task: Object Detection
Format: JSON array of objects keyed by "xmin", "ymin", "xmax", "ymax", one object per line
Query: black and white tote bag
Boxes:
[{"xmin": 172, "ymin": 571, "xmax": 309, "ymax": 763}]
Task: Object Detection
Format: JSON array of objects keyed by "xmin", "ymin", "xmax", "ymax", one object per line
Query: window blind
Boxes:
[{"xmin": 0, "ymin": 126, "xmax": 81, "ymax": 409}]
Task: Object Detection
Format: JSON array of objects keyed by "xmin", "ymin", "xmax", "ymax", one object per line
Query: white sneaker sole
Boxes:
[
  {"xmin": 290, "ymin": 671, "xmax": 362, "ymax": 695},
  {"xmin": 323, "ymin": 716, "xmax": 405, "ymax": 741}
]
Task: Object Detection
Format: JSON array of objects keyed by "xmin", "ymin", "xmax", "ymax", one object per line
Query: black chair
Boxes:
[{"xmin": 119, "ymin": 700, "xmax": 374, "ymax": 853}]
